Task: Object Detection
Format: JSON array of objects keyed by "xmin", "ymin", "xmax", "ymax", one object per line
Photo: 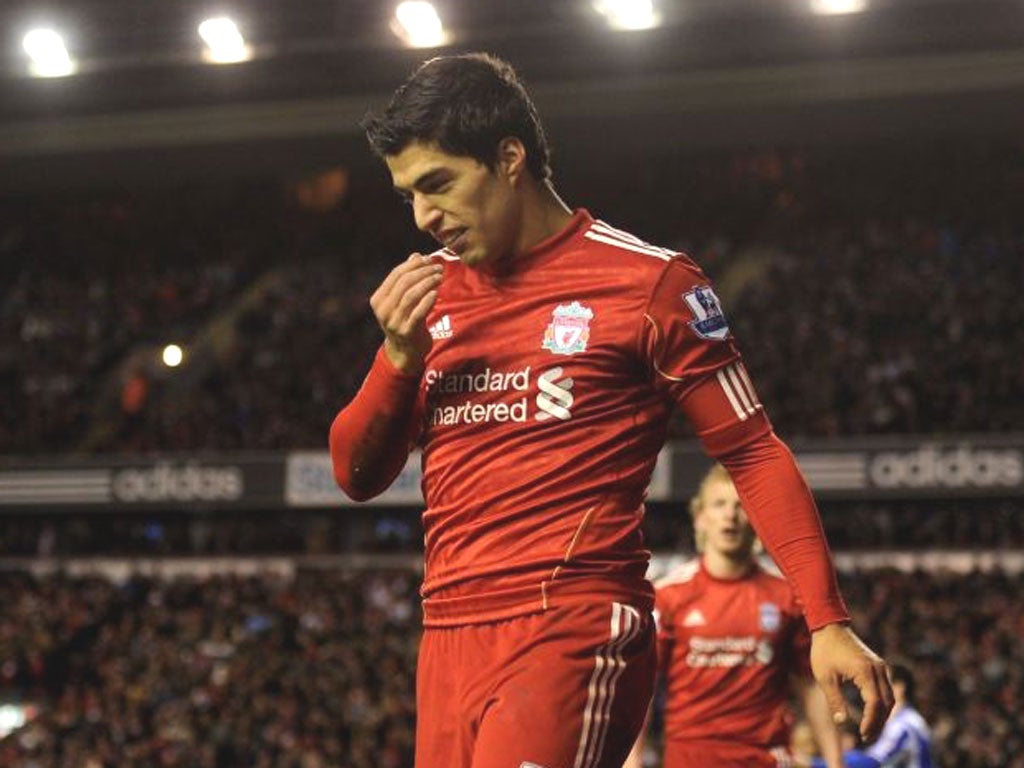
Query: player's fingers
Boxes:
[
  {"xmin": 819, "ymin": 674, "xmax": 850, "ymax": 729},
  {"xmin": 374, "ymin": 261, "xmax": 441, "ymax": 322},
  {"xmin": 878, "ymin": 661, "xmax": 895, "ymax": 710},
  {"xmin": 373, "ymin": 256, "xmax": 431, "ymax": 308},
  {"xmin": 859, "ymin": 662, "xmax": 894, "ymax": 742},
  {"xmin": 371, "ymin": 253, "xmax": 430, "ymax": 309},
  {"xmin": 398, "ymin": 289, "xmax": 439, "ymax": 336},
  {"xmin": 393, "ymin": 272, "xmax": 442, "ymax": 327},
  {"xmin": 372, "ymin": 254, "xmax": 418, "ymax": 305},
  {"xmin": 391, "ymin": 263, "xmax": 443, "ymax": 307}
]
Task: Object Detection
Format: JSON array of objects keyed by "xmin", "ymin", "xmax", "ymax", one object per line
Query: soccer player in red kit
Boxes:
[
  {"xmin": 329, "ymin": 53, "xmax": 892, "ymax": 768},
  {"xmin": 626, "ymin": 464, "xmax": 844, "ymax": 768}
]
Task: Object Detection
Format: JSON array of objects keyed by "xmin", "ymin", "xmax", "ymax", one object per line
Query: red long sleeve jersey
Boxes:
[
  {"xmin": 332, "ymin": 209, "xmax": 848, "ymax": 629},
  {"xmin": 655, "ymin": 558, "xmax": 811, "ymax": 747}
]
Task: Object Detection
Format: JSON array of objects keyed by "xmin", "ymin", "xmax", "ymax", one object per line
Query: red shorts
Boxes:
[
  {"xmin": 664, "ymin": 740, "xmax": 795, "ymax": 768},
  {"xmin": 416, "ymin": 601, "xmax": 655, "ymax": 768}
]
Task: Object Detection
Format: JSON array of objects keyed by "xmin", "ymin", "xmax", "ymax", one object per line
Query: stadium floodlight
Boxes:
[
  {"xmin": 392, "ymin": 1, "xmax": 448, "ymax": 48},
  {"xmin": 593, "ymin": 0, "xmax": 662, "ymax": 31},
  {"xmin": 810, "ymin": 0, "xmax": 868, "ymax": 15},
  {"xmin": 198, "ymin": 17, "xmax": 251, "ymax": 64},
  {"xmin": 162, "ymin": 344, "xmax": 184, "ymax": 368},
  {"xmin": 0, "ymin": 705, "xmax": 27, "ymax": 739},
  {"xmin": 22, "ymin": 28, "xmax": 76, "ymax": 78}
]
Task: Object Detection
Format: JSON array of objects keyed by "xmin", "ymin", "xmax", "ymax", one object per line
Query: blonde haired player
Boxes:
[{"xmin": 627, "ymin": 464, "xmax": 845, "ymax": 768}]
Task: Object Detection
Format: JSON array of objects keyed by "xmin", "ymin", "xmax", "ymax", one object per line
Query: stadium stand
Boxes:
[
  {"xmin": 0, "ymin": 565, "xmax": 1021, "ymax": 767},
  {"xmin": 0, "ymin": 569, "xmax": 419, "ymax": 768},
  {"xmin": 2, "ymin": 143, "xmax": 1022, "ymax": 455},
  {"xmin": 2, "ymin": 141, "xmax": 1021, "ymax": 768}
]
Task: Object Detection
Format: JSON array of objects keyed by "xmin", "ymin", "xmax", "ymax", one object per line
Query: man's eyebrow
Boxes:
[{"xmin": 393, "ymin": 167, "xmax": 449, "ymax": 196}]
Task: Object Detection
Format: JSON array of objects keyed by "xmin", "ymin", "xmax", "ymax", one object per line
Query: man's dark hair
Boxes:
[
  {"xmin": 363, "ymin": 52, "xmax": 552, "ymax": 181},
  {"xmin": 890, "ymin": 662, "xmax": 916, "ymax": 702}
]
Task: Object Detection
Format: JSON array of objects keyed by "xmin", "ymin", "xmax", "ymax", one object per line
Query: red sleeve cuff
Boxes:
[
  {"xmin": 369, "ymin": 345, "xmax": 423, "ymax": 387},
  {"xmin": 717, "ymin": 431, "xmax": 850, "ymax": 631},
  {"xmin": 328, "ymin": 346, "xmax": 421, "ymax": 501}
]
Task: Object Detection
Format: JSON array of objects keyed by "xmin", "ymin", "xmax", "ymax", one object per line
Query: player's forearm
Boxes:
[
  {"xmin": 329, "ymin": 346, "xmax": 421, "ymax": 501},
  {"xmin": 716, "ymin": 431, "xmax": 849, "ymax": 630}
]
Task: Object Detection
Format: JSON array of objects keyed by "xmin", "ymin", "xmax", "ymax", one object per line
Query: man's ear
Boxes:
[{"xmin": 497, "ymin": 137, "xmax": 527, "ymax": 184}]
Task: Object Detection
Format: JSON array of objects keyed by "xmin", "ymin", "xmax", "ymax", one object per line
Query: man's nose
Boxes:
[{"xmin": 412, "ymin": 194, "xmax": 442, "ymax": 233}]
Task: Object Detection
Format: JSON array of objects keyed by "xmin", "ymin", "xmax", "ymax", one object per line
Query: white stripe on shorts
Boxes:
[{"xmin": 573, "ymin": 603, "xmax": 642, "ymax": 768}]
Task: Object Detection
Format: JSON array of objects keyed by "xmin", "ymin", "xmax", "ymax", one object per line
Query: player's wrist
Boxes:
[
  {"xmin": 810, "ymin": 620, "xmax": 852, "ymax": 638},
  {"xmin": 383, "ymin": 338, "xmax": 427, "ymax": 376}
]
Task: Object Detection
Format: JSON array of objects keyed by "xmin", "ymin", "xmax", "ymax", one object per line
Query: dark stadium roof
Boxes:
[
  {"xmin": 1, "ymin": 0, "xmax": 1022, "ymax": 188},
  {"xmin": 2, "ymin": 0, "xmax": 1023, "ymax": 117}
]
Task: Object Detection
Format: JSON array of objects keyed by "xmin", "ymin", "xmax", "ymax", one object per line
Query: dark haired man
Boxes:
[{"xmin": 330, "ymin": 52, "xmax": 891, "ymax": 768}]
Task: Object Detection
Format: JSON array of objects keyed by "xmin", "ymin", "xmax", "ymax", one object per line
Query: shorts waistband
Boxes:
[{"xmin": 421, "ymin": 575, "xmax": 654, "ymax": 628}]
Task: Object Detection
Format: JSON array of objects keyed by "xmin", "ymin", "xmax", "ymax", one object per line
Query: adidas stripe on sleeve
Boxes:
[{"xmin": 641, "ymin": 255, "xmax": 772, "ymax": 455}]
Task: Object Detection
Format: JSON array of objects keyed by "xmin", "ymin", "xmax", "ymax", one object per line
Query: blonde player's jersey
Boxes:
[{"xmin": 655, "ymin": 557, "xmax": 811, "ymax": 747}]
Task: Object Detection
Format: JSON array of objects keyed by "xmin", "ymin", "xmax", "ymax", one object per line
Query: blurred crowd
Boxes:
[
  {"xmin": 1, "ymin": 500, "xmax": 1022, "ymax": 558},
  {"xmin": 1, "ymin": 141, "xmax": 1022, "ymax": 455},
  {"xmin": 844, "ymin": 567, "xmax": 1024, "ymax": 768},
  {"xmin": 0, "ymin": 509, "xmax": 421, "ymax": 558},
  {"xmin": 644, "ymin": 498, "xmax": 1024, "ymax": 555},
  {"xmin": 0, "ymin": 186, "xmax": 281, "ymax": 454},
  {"xmin": 0, "ymin": 570, "xmax": 419, "ymax": 768},
  {"xmin": 0, "ymin": 566, "xmax": 1020, "ymax": 767}
]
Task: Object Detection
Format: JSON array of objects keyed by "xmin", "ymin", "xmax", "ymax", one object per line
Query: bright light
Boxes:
[
  {"xmin": 162, "ymin": 344, "xmax": 184, "ymax": 368},
  {"xmin": 22, "ymin": 28, "xmax": 76, "ymax": 78},
  {"xmin": 594, "ymin": 0, "xmax": 662, "ymax": 31},
  {"xmin": 810, "ymin": 0, "xmax": 868, "ymax": 15},
  {"xmin": 0, "ymin": 705, "xmax": 27, "ymax": 739},
  {"xmin": 392, "ymin": 2, "xmax": 448, "ymax": 48},
  {"xmin": 198, "ymin": 17, "xmax": 251, "ymax": 64}
]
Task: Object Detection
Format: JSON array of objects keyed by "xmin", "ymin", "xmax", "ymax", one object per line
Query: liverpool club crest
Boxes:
[{"xmin": 542, "ymin": 301, "xmax": 593, "ymax": 355}]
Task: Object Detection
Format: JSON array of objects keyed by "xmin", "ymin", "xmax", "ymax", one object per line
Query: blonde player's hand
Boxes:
[
  {"xmin": 370, "ymin": 253, "xmax": 443, "ymax": 374},
  {"xmin": 810, "ymin": 623, "xmax": 893, "ymax": 743}
]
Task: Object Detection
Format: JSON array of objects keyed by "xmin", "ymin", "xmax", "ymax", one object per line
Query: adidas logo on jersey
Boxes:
[
  {"xmin": 682, "ymin": 609, "xmax": 707, "ymax": 627},
  {"xmin": 429, "ymin": 315, "xmax": 453, "ymax": 340}
]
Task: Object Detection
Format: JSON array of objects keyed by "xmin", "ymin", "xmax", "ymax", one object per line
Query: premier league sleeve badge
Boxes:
[{"xmin": 682, "ymin": 285, "xmax": 730, "ymax": 341}]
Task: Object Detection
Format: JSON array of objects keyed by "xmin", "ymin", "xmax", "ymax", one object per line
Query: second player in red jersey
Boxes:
[
  {"xmin": 628, "ymin": 464, "xmax": 843, "ymax": 768},
  {"xmin": 330, "ymin": 53, "xmax": 890, "ymax": 768}
]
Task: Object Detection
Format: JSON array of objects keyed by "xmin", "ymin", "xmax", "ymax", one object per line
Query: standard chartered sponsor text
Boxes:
[
  {"xmin": 425, "ymin": 366, "xmax": 530, "ymax": 394},
  {"xmin": 427, "ymin": 366, "xmax": 530, "ymax": 426},
  {"xmin": 431, "ymin": 399, "xmax": 529, "ymax": 426},
  {"xmin": 686, "ymin": 635, "xmax": 773, "ymax": 668}
]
